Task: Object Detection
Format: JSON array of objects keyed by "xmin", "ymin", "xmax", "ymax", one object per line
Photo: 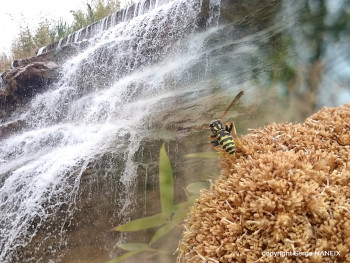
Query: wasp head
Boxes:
[{"xmin": 209, "ymin": 119, "xmax": 224, "ymax": 133}]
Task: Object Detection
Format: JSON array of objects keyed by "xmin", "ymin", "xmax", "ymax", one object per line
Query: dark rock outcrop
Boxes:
[
  {"xmin": 220, "ymin": 0, "xmax": 281, "ymax": 25},
  {"xmin": 0, "ymin": 61, "xmax": 58, "ymax": 113},
  {"xmin": 0, "ymin": 44, "xmax": 80, "ymax": 117}
]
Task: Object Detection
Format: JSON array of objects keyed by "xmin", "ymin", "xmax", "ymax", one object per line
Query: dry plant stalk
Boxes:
[{"xmin": 178, "ymin": 105, "xmax": 350, "ymax": 263}]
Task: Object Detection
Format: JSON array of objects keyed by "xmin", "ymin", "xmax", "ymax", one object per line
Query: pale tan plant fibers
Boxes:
[{"xmin": 178, "ymin": 105, "xmax": 350, "ymax": 263}]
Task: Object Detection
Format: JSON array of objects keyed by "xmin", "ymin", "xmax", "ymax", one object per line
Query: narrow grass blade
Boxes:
[
  {"xmin": 171, "ymin": 196, "xmax": 198, "ymax": 223},
  {"xmin": 112, "ymin": 212, "xmax": 169, "ymax": 232},
  {"xmin": 149, "ymin": 223, "xmax": 177, "ymax": 246},
  {"xmin": 105, "ymin": 251, "xmax": 142, "ymax": 263},
  {"xmin": 118, "ymin": 243, "xmax": 150, "ymax": 251}
]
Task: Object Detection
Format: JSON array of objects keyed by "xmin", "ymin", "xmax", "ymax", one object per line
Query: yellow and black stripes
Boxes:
[
  {"xmin": 217, "ymin": 130, "xmax": 236, "ymax": 154},
  {"xmin": 208, "ymin": 91, "xmax": 243, "ymax": 155},
  {"xmin": 209, "ymin": 119, "xmax": 236, "ymax": 155}
]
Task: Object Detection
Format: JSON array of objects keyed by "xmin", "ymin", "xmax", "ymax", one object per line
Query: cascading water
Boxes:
[
  {"xmin": 0, "ymin": 0, "xmax": 229, "ymax": 261},
  {"xmin": 40, "ymin": 0, "xmax": 175, "ymax": 54},
  {"xmin": 1, "ymin": 0, "xmax": 337, "ymax": 262}
]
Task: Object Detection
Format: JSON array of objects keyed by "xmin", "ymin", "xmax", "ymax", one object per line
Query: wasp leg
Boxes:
[
  {"xmin": 210, "ymin": 144, "xmax": 227, "ymax": 154},
  {"xmin": 223, "ymin": 151, "xmax": 237, "ymax": 166},
  {"xmin": 225, "ymin": 122, "xmax": 233, "ymax": 133},
  {"xmin": 213, "ymin": 145, "xmax": 237, "ymax": 166},
  {"xmin": 210, "ymin": 140, "xmax": 219, "ymax": 146},
  {"xmin": 208, "ymin": 140, "xmax": 226, "ymax": 155},
  {"xmin": 231, "ymin": 122, "xmax": 237, "ymax": 138},
  {"xmin": 231, "ymin": 121, "xmax": 247, "ymax": 155}
]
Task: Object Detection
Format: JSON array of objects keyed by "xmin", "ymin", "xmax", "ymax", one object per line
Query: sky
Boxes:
[{"xmin": 0, "ymin": 0, "xmax": 131, "ymax": 54}]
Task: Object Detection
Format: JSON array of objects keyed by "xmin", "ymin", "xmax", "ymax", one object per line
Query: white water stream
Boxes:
[{"xmin": 0, "ymin": 0, "xmax": 226, "ymax": 261}]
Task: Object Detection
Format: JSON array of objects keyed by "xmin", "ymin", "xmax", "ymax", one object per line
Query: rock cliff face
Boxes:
[
  {"xmin": 0, "ymin": 45, "xmax": 79, "ymax": 116},
  {"xmin": 1, "ymin": 62, "xmax": 58, "ymax": 109}
]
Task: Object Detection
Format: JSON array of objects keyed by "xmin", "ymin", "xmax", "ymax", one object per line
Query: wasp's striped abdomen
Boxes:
[
  {"xmin": 217, "ymin": 130, "xmax": 235, "ymax": 154},
  {"xmin": 208, "ymin": 91, "xmax": 243, "ymax": 155},
  {"xmin": 209, "ymin": 120, "xmax": 236, "ymax": 155}
]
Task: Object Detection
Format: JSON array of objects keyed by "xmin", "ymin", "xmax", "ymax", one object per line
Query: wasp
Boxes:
[{"xmin": 209, "ymin": 91, "xmax": 244, "ymax": 155}]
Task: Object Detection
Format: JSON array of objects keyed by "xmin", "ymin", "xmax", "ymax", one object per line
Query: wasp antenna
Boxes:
[
  {"xmin": 195, "ymin": 125, "xmax": 209, "ymax": 130},
  {"xmin": 220, "ymin": 91, "xmax": 244, "ymax": 120}
]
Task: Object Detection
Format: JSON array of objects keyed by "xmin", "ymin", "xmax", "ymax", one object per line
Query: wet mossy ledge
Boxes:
[{"xmin": 178, "ymin": 105, "xmax": 350, "ymax": 263}]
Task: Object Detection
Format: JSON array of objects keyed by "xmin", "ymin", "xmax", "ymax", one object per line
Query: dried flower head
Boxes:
[{"xmin": 178, "ymin": 105, "xmax": 350, "ymax": 263}]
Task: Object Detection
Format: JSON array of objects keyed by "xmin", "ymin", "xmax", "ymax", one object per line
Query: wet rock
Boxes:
[
  {"xmin": 220, "ymin": 0, "xmax": 281, "ymax": 25},
  {"xmin": 0, "ymin": 61, "xmax": 59, "ymax": 114},
  {"xmin": 196, "ymin": 0, "xmax": 210, "ymax": 29},
  {"xmin": 12, "ymin": 44, "xmax": 80, "ymax": 68},
  {"xmin": 0, "ymin": 44, "xmax": 80, "ymax": 119},
  {"xmin": 0, "ymin": 119, "xmax": 27, "ymax": 139}
]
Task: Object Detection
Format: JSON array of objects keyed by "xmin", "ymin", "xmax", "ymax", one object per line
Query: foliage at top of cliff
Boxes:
[{"xmin": 0, "ymin": 0, "xmax": 121, "ymax": 72}]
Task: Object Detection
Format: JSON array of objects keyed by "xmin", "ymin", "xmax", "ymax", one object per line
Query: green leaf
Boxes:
[
  {"xmin": 112, "ymin": 212, "xmax": 170, "ymax": 232},
  {"xmin": 171, "ymin": 196, "xmax": 198, "ymax": 223},
  {"xmin": 185, "ymin": 152, "xmax": 220, "ymax": 159},
  {"xmin": 105, "ymin": 251, "xmax": 142, "ymax": 263},
  {"xmin": 159, "ymin": 143, "xmax": 175, "ymax": 213},
  {"xmin": 149, "ymin": 223, "xmax": 177, "ymax": 246},
  {"xmin": 117, "ymin": 243, "xmax": 150, "ymax": 251},
  {"xmin": 171, "ymin": 208, "xmax": 188, "ymax": 224},
  {"xmin": 150, "ymin": 197, "xmax": 200, "ymax": 245},
  {"xmin": 186, "ymin": 182, "xmax": 210, "ymax": 195}
]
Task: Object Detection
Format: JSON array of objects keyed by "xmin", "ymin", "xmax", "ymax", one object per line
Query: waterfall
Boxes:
[
  {"xmin": 0, "ymin": 0, "xmax": 228, "ymax": 261},
  {"xmin": 39, "ymin": 0, "xmax": 175, "ymax": 54},
  {"xmin": 0, "ymin": 0, "xmax": 314, "ymax": 261}
]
